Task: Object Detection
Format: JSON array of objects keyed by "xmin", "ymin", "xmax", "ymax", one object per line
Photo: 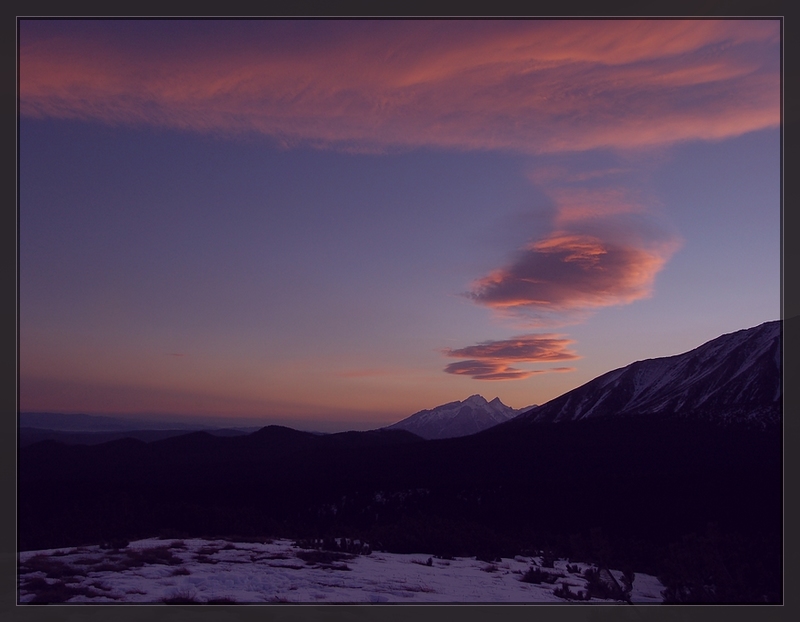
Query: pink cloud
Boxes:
[
  {"xmin": 547, "ymin": 188, "xmax": 646, "ymax": 226},
  {"xmin": 442, "ymin": 334, "xmax": 579, "ymax": 380},
  {"xmin": 484, "ymin": 167, "xmax": 682, "ymax": 327},
  {"xmin": 465, "ymin": 174, "xmax": 682, "ymax": 326},
  {"xmin": 469, "ymin": 229, "xmax": 679, "ymax": 321},
  {"xmin": 528, "ymin": 166, "xmax": 632, "ymax": 186},
  {"xmin": 19, "ymin": 20, "xmax": 779, "ymax": 154},
  {"xmin": 443, "ymin": 360, "xmax": 544, "ymax": 381},
  {"xmin": 444, "ymin": 334, "xmax": 580, "ymax": 362}
]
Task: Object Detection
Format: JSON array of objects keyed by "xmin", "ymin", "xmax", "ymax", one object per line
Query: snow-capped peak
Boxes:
[
  {"xmin": 463, "ymin": 394, "xmax": 488, "ymax": 405},
  {"xmin": 383, "ymin": 395, "xmax": 532, "ymax": 440}
]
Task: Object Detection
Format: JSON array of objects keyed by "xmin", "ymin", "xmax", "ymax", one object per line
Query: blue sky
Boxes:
[{"xmin": 18, "ymin": 20, "xmax": 780, "ymax": 431}]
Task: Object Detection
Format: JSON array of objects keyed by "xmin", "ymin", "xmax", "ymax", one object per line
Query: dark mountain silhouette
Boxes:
[
  {"xmin": 18, "ymin": 427, "xmax": 250, "ymax": 448},
  {"xmin": 18, "ymin": 412, "xmax": 218, "ymax": 432}
]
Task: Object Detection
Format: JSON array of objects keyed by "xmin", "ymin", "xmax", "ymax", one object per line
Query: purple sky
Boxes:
[{"xmin": 18, "ymin": 20, "xmax": 781, "ymax": 431}]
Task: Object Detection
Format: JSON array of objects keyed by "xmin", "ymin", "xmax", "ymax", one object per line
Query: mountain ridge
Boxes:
[
  {"xmin": 503, "ymin": 320, "xmax": 781, "ymax": 429},
  {"xmin": 383, "ymin": 394, "xmax": 536, "ymax": 439}
]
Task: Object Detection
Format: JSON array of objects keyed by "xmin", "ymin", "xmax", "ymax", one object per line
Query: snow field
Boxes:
[{"xmin": 19, "ymin": 537, "xmax": 664, "ymax": 604}]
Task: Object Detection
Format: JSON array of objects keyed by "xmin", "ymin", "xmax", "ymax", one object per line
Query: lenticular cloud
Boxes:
[
  {"xmin": 442, "ymin": 334, "xmax": 579, "ymax": 380},
  {"xmin": 444, "ymin": 334, "xmax": 580, "ymax": 362},
  {"xmin": 469, "ymin": 230, "xmax": 679, "ymax": 321},
  {"xmin": 443, "ymin": 360, "xmax": 540, "ymax": 381}
]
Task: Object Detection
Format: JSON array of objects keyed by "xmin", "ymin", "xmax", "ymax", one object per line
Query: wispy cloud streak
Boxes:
[
  {"xmin": 20, "ymin": 20, "xmax": 779, "ymax": 154},
  {"xmin": 444, "ymin": 335, "xmax": 580, "ymax": 362},
  {"xmin": 443, "ymin": 334, "xmax": 579, "ymax": 380}
]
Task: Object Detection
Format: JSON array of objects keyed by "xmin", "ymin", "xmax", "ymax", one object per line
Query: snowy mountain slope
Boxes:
[
  {"xmin": 508, "ymin": 321, "xmax": 781, "ymax": 428},
  {"xmin": 383, "ymin": 395, "xmax": 536, "ymax": 439}
]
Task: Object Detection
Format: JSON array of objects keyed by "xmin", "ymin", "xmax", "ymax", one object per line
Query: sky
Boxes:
[{"xmin": 18, "ymin": 19, "xmax": 781, "ymax": 432}]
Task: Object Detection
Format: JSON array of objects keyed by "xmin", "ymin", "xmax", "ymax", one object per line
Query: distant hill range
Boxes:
[
  {"xmin": 17, "ymin": 413, "xmax": 258, "ymax": 448},
  {"xmin": 19, "ymin": 412, "xmax": 213, "ymax": 432},
  {"xmin": 504, "ymin": 320, "xmax": 781, "ymax": 429},
  {"xmin": 383, "ymin": 394, "xmax": 535, "ymax": 439}
]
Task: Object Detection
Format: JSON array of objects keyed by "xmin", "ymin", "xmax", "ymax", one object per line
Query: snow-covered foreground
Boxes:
[{"xmin": 19, "ymin": 537, "xmax": 664, "ymax": 604}]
